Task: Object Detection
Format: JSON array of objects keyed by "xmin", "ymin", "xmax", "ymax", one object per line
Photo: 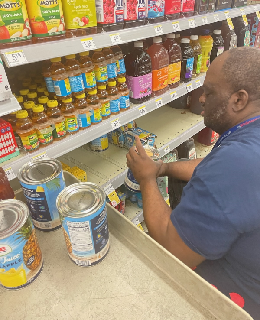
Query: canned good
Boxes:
[
  {"xmin": 56, "ymin": 182, "xmax": 109, "ymax": 267},
  {"xmin": 0, "ymin": 200, "xmax": 43, "ymax": 290},
  {"xmin": 18, "ymin": 159, "xmax": 65, "ymax": 231},
  {"xmin": 90, "ymin": 134, "xmax": 108, "ymax": 152}
]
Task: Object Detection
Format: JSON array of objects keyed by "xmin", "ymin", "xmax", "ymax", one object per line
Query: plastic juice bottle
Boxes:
[
  {"xmin": 32, "ymin": 105, "xmax": 53, "ymax": 146},
  {"xmin": 61, "ymin": 98, "xmax": 79, "ymax": 134},
  {"xmin": 29, "ymin": 84, "xmax": 37, "ymax": 92},
  {"xmin": 234, "ymin": 17, "xmax": 250, "ymax": 47},
  {"xmin": 125, "ymin": 41, "xmax": 152, "ymax": 104},
  {"xmin": 146, "ymin": 0, "xmax": 165, "ymax": 24},
  {"xmin": 107, "ymin": 81, "xmax": 121, "ymax": 115},
  {"xmin": 111, "ymin": 45, "xmax": 126, "ymax": 77},
  {"xmin": 38, "ymin": 96, "xmax": 49, "ymax": 112},
  {"xmin": 199, "ymin": 30, "xmax": 213, "ymax": 73},
  {"xmin": 42, "ymin": 60, "xmax": 56, "ymax": 97},
  {"xmin": 64, "ymin": 54, "xmax": 85, "ymax": 97},
  {"xmin": 78, "ymin": 52, "xmax": 97, "ymax": 93},
  {"xmin": 92, "ymin": 49, "xmax": 108, "ymax": 85},
  {"xmin": 0, "ymin": 168, "xmax": 15, "ymax": 200},
  {"xmin": 46, "ymin": 100, "xmax": 66, "ymax": 140},
  {"xmin": 23, "ymin": 101, "xmax": 35, "ymax": 118},
  {"xmin": 181, "ymin": 0, "xmax": 195, "ymax": 17},
  {"xmin": 163, "ymin": 34, "xmax": 182, "ymax": 89},
  {"xmin": 16, "ymin": 110, "xmax": 39, "ymax": 152},
  {"xmin": 74, "ymin": 94, "xmax": 92, "ymax": 130},
  {"xmin": 37, "ymin": 86, "xmax": 46, "ymax": 98},
  {"xmin": 210, "ymin": 30, "xmax": 224, "ymax": 63},
  {"xmin": 124, "ymin": 0, "xmax": 147, "ymax": 28},
  {"xmin": 5, "ymin": 112, "xmax": 17, "ymax": 130},
  {"xmin": 164, "ymin": 0, "xmax": 181, "ymax": 20},
  {"xmin": 175, "ymin": 34, "xmax": 181, "ymax": 44},
  {"xmin": 147, "ymin": 37, "xmax": 169, "ymax": 97},
  {"xmin": 97, "ymin": 85, "xmax": 111, "ymax": 119},
  {"xmin": 50, "ymin": 57, "xmax": 72, "ymax": 99},
  {"xmin": 194, "ymin": 0, "xmax": 207, "ymax": 15},
  {"xmin": 102, "ymin": 47, "xmax": 117, "ymax": 80},
  {"xmin": 221, "ymin": 21, "xmax": 237, "ymax": 51},
  {"xmin": 25, "ymin": 0, "xmax": 65, "ymax": 44},
  {"xmin": 117, "ymin": 77, "xmax": 130, "ymax": 111},
  {"xmin": 0, "ymin": 0, "xmax": 32, "ymax": 50},
  {"xmin": 87, "ymin": 89, "xmax": 102, "ymax": 124},
  {"xmin": 190, "ymin": 35, "xmax": 202, "ymax": 78},
  {"xmin": 180, "ymin": 38, "xmax": 194, "ymax": 82},
  {"xmin": 61, "ymin": 0, "xmax": 97, "ymax": 38},
  {"xmin": 27, "ymin": 92, "xmax": 38, "ymax": 105}
]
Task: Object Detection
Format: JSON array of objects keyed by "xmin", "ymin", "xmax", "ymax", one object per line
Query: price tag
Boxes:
[
  {"xmin": 214, "ymin": 14, "xmax": 220, "ymax": 22},
  {"xmin": 201, "ymin": 16, "xmax": 208, "ymax": 25},
  {"xmin": 155, "ymin": 98, "xmax": 163, "ymax": 108},
  {"xmin": 110, "ymin": 33, "xmax": 122, "ymax": 45},
  {"xmin": 32, "ymin": 151, "xmax": 49, "ymax": 161},
  {"xmin": 111, "ymin": 118, "xmax": 121, "ymax": 130},
  {"xmin": 186, "ymin": 83, "xmax": 193, "ymax": 93},
  {"xmin": 172, "ymin": 21, "xmax": 181, "ymax": 32},
  {"xmin": 4, "ymin": 50, "xmax": 27, "ymax": 67},
  {"xmin": 139, "ymin": 105, "xmax": 147, "ymax": 116},
  {"xmin": 195, "ymin": 79, "xmax": 202, "ymax": 88},
  {"xmin": 132, "ymin": 217, "xmax": 140, "ymax": 226},
  {"xmin": 240, "ymin": 9, "xmax": 248, "ymax": 26},
  {"xmin": 154, "ymin": 24, "xmax": 163, "ymax": 35},
  {"xmin": 4, "ymin": 167, "xmax": 16, "ymax": 181},
  {"xmin": 257, "ymin": 11, "xmax": 260, "ymax": 20},
  {"xmin": 137, "ymin": 223, "xmax": 144, "ymax": 231},
  {"xmin": 170, "ymin": 91, "xmax": 177, "ymax": 100},
  {"xmin": 164, "ymin": 145, "xmax": 170, "ymax": 154},
  {"xmin": 81, "ymin": 37, "xmax": 96, "ymax": 51},
  {"xmin": 188, "ymin": 19, "xmax": 196, "ymax": 28},
  {"xmin": 227, "ymin": 18, "xmax": 234, "ymax": 30},
  {"xmin": 104, "ymin": 183, "xmax": 120, "ymax": 207},
  {"xmin": 224, "ymin": 11, "xmax": 230, "ymax": 19}
]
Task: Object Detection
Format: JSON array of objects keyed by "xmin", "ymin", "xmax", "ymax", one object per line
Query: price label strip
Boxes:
[
  {"xmin": 170, "ymin": 91, "xmax": 177, "ymax": 100},
  {"xmin": 32, "ymin": 151, "xmax": 49, "ymax": 161},
  {"xmin": 111, "ymin": 118, "xmax": 121, "ymax": 130},
  {"xmin": 110, "ymin": 33, "xmax": 122, "ymax": 45},
  {"xmin": 172, "ymin": 21, "xmax": 181, "ymax": 32},
  {"xmin": 227, "ymin": 17, "xmax": 234, "ymax": 30},
  {"xmin": 164, "ymin": 145, "xmax": 170, "ymax": 154},
  {"xmin": 195, "ymin": 79, "xmax": 202, "ymax": 88},
  {"xmin": 4, "ymin": 50, "xmax": 28, "ymax": 67},
  {"xmin": 154, "ymin": 24, "xmax": 163, "ymax": 35},
  {"xmin": 81, "ymin": 37, "xmax": 96, "ymax": 51},
  {"xmin": 139, "ymin": 105, "xmax": 147, "ymax": 116},
  {"xmin": 155, "ymin": 98, "xmax": 163, "ymax": 108},
  {"xmin": 186, "ymin": 83, "xmax": 193, "ymax": 93},
  {"xmin": 104, "ymin": 183, "xmax": 120, "ymax": 207},
  {"xmin": 213, "ymin": 14, "xmax": 220, "ymax": 22},
  {"xmin": 188, "ymin": 19, "xmax": 196, "ymax": 28},
  {"xmin": 201, "ymin": 16, "xmax": 208, "ymax": 25},
  {"xmin": 4, "ymin": 167, "xmax": 16, "ymax": 181}
]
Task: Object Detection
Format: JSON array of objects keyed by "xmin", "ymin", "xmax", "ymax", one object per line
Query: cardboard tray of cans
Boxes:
[{"xmin": 0, "ymin": 172, "xmax": 252, "ymax": 320}]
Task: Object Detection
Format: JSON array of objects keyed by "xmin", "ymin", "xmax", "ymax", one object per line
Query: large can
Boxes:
[
  {"xmin": 56, "ymin": 182, "xmax": 109, "ymax": 267},
  {"xmin": 18, "ymin": 159, "xmax": 65, "ymax": 231},
  {"xmin": 0, "ymin": 199, "xmax": 43, "ymax": 290}
]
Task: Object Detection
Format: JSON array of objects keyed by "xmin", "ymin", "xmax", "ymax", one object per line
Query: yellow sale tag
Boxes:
[
  {"xmin": 137, "ymin": 223, "xmax": 144, "ymax": 231},
  {"xmin": 256, "ymin": 11, "xmax": 260, "ymax": 20}
]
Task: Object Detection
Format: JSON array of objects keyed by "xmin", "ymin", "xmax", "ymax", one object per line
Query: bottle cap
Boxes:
[
  {"xmin": 134, "ymin": 41, "xmax": 143, "ymax": 47},
  {"xmin": 27, "ymin": 92, "xmax": 37, "ymax": 98},
  {"xmin": 65, "ymin": 54, "xmax": 76, "ymax": 59},
  {"xmin": 181, "ymin": 38, "xmax": 190, "ymax": 44},
  {"xmin": 75, "ymin": 93, "xmax": 86, "ymax": 99},
  {"xmin": 190, "ymin": 35, "xmax": 198, "ymax": 40},
  {"xmin": 108, "ymin": 81, "xmax": 116, "ymax": 87},
  {"xmin": 37, "ymin": 86, "xmax": 46, "ymax": 93},
  {"xmin": 117, "ymin": 77, "xmax": 126, "ymax": 83},
  {"xmin": 79, "ymin": 52, "xmax": 89, "ymax": 57},
  {"xmin": 213, "ymin": 30, "xmax": 221, "ymax": 35},
  {"xmin": 29, "ymin": 84, "xmax": 37, "ymax": 90},
  {"xmin": 44, "ymin": 91, "xmax": 50, "ymax": 97},
  {"xmin": 88, "ymin": 89, "xmax": 97, "ymax": 95},
  {"xmin": 98, "ymin": 85, "xmax": 106, "ymax": 90},
  {"xmin": 10, "ymin": 112, "xmax": 17, "ymax": 115},
  {"xmin": 47, "ymin": 100, "xmax": 58, "ymax": 108},
  {"xmin": 50, "ymin": 57, "xmax": 61, "ymax": 63},
  {"xmin": 16, "ymin": 96, "xmax": 23, "ymax": 103},
  {"xmin": 16, "ymin": 110, "xmax": 29, "ymax": 119},
  {"xmin": 38, "ymin": 96, "xmax": 49, "ymax": 104},
  {"xmin": 22, "ymin": 81, "xmax": 30, "ymax": 88},
  {"xmin": 166, "ymin": 34, "xmax": 176, "ymax": 39},
  {"xmin": 24, "ymin": 101, "xmax": 35, "ymax": 110},
  {"xmin": 32, "ymin": 105, "xmax": 44, "ymax": 113},
  {"xmin": 153, "ymin": 37, "xmax": 162, "ymax": 44},
  {"xmin": 20, "ymin": 89, "xmax": 29, "ymax": 95},
  {"xmin": 94, "ymin": 48, "xmax": 102, "ymax": 52},
  {"xmin": 62, "ymin": 98, "xmax": 73, "ymax": 103}
]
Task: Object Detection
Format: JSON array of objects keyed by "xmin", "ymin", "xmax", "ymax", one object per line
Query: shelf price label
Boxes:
[
  {"xmin": 154, "ymin": 24, "xmax": 164, "ymax": 35},
  {"xmin": 227, "ymin": 17, "xmax": 234, "ymax": 30},
  {"xmin": 4, "ymin": 167, "xmax": 16, "ymax": 181},
  {"xmin": 186, "ymin": 83, "xmax": 193, "ymax": 93},
  {"xmin": 138, "ymin": 105, "xmax": 147, "ymax": 116},
  {"xmin": 32, "ymin": 151, "xmax": 49, "ymax": 161},
  {"xmin": 110, "ymin": 33, "xmax": 122, "ymax": 45},
  {"xmin": 195, "ymin": 79, "xmax": 202, "ymax": 88},
  {"xmin": 111, "ymin": 118, "xmax": 121, "ymax": 130},
  {"xmin": 224, "ymin": 11, "xmax": 230, "ymax": 19},
  {"xmin": 155, "ymin": 98, "xmax": 163, "ymax": 108},
  {"xmin": 240, "ymin": 9, "xmax": 248, "ymax": 26},
  {"xmin": 132, "ymin": 216, "xmax": 140, "ymax": 226},
  {"xmin": 213, "ymin": 14, "xmax": 220, "ymax": 22},
  {"xmin": 104, "ymin": 183, "xmax": 120, "ymax": 207},
  {"xmin": 201, "ymin": 16, "xmax": 208, "ymax": 25},
  {"xmin": 254, "ymin": 6, "xmax": 260, "ymax": 19},
  {"xmin": 188, "ymin": 19, "xmax": 196, "ymax": 28},
  {"xmin": 172, "ymin": 21, "xmax": 181, "ymax": 32},
  {"xmin": 81, "ymin": 37, "xmax": 97, "ymax": 51},
  {"xmin": 170, "ymin": 91, "xmax": 177, "ymax": 100},
  {"xmin": 4, "ymin": 50, "xmax": 27, "ymax": 67},
  {"xmin": 164, "ymin": 145, "xmax": 170, "ymax": 154}
]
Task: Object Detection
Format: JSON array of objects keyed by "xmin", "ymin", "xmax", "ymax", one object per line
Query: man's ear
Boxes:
[{"xmin": 231, "ymin": 90, "xmax": 248, "ymax": 112}]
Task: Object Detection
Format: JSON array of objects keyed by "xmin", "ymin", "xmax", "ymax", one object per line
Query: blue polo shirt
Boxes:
[{"xmin": 171, "ymin": 119, "xmax": 260, "ymax": 305}]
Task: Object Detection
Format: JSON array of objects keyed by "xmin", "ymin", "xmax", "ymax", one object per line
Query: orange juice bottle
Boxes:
[
  {"xmin": 61, "ymin": 98, "xmax": 79, "ymax": 134},
  {"xmin": 87, "ymin": 90, "xmax": 102, "ymax": 125},
  {"xmin": 23, "ymin": 101, "xmax": 35, "ymax": 118},
  {"xmin": 74, "ymin": 94, "xmax": 92, "ymax": 130},
  {"xmin": 97, "ymin": 85, "xmax": 111, "ymax": 119},
  {"xmin": 78, "ymin": 52, "xmax": 97, "ymax": 94},
  {"xmin": 38, "ymin": 96, "xmax": 49, "ymax": 112},
  {"xmin": 46, "ymin": 100, "xmax": 66, "ymax": 140},
  {"xmin": 32, "ymin": 105, "xmax": 53, "ymax": 146},
  {"xmin": 50, "ymin": 57, "xmax": 72, "ymax": 99},
  {"xmin": 16, "ymin": 110, "xmax": 39, "ymax": 152}
]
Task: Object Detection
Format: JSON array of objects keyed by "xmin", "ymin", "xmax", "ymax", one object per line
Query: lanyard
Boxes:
[{"xmin": 214, "ymin": 115, "xmax": 260, "ymax": 149}]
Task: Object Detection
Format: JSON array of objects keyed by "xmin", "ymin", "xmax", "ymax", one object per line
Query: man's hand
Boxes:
[{"xmin": 126, "ymin": 136, "xmax": 163, "ymax": 184}]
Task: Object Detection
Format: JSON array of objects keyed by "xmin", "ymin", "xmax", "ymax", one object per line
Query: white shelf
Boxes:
[
  {"xmin": 0, "ymin": 96, "xmax": 21, "ymax": 117},
  {"xmin": 1, "ymin": 5, "xmax": 259, "ymax": 67}
]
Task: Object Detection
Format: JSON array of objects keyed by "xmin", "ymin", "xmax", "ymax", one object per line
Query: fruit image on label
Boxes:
[
  {"xmin": 20, "ymin": 132, "xmax": 39, "ymax": 151},
  {"xmin": 82, "ymin": 71, "xmax": 96, "ymax": 89},
  {"xmin": 65, "ymin": 116, "xmax": 79, "ymax": 132},
  {"xmin": 127, "ymin": 73, "xmax": 152, "ymax": 99},
  {"xmin": 147, "ymin": 0, "xmax": 165, "ymax": 18},
  {"xmin": 152, "ymin": 66, "xmax": 168, "ymax": 91},
  {"xmin": 91, "ymin": 108, "xmax": 102, "ymax": 123},
  {"xmin": 101, "ymin": 101, "xmax": 111, "ymax": 117},
  {"xmin": 94, "ymin": 65, "xmax": 108, "ymax": 82},
  {"xmin": 0, "ymin": 0, "xmax": 32, "ymax": 44},
  {"xmin": 52, "ymin": 121, "xmax": 66, "ymax": 139},
  {"xmin": 124, "ymin": 0, "xmax": 146, "ymax": 21},
  {"xmin": 168, "ymin": 61, "xmax": 181, "ymax": 84},
  {"xmin": 36, "ymin": 126, "xmax": 53, "ymax": 145}
]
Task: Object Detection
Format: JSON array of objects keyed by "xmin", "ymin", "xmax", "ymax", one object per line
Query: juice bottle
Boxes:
[
  {"xmin": 32, "ymin": 105, "xmax": 53, "ymax": 146},
  {"xmin": 23, "ymin": 101, "xmax": 35, "ymax": 118},
  {"xmin": 50, "ymin": 57, "xmax": 72, "ymax": 98},
  {"xmin": 97, "ymin": 85, "xmax": 111, "ymax": 119},
  {"xmin": 92, "ymin": 49, "xmax": 108, "ymax": 85},
  {"xmin": 0, "ymin": 0, "xmax": 32, "ymax": 50},
  {"xmin": 163, "ymin": 34, "xmax": 182, "ymax": 89},
  {"xmin": 64, "ymin": 55, "xmax": 85, "ymax": 97},
  {"xmin": 124, "ymin": 0, "xmax": 147, "ymax": 28},
  {"xmin": 210, "ymin": 30, "xmax": 224, "ymax": 63},
  {"xmin": 61, "ymin": 98, "xmax": 79, "ymax": 134},
  {"xmin": 221, "ymin": 21, "xmax": 237, "ymax": 51},
  {"xmin": 147, "ymin": 37, "xmax": 169, "ymax": 96},
  {"xmin": 190, "ymin": 35, "xmax": 202, "ymax": 78},
  {"xmin": 37, "ymin": 86, "xmax": 46, "ymax": 98},
  {"xmin": 180, "ymin": 38, "xmax": 194, "ymax": 82},
  {"xmin": 199, "ymin": 30, "xmax": 213, "ymax": 73},
  {"xmin": 5, "ymin": 112, "xmax": 17, "ymax": 130},
  {"xmin": 38, "ymin": 96, "xmax": 49, "ymax": 112},
  {"xmin": 27, "ymin": 92, "xmax": 38, "ymax": 105},
  {"xmin": 181, "ymin": 0, "xmax": 195, "ymax": 17},
  {"xmin": 125, "ymin": 41, "xmax": 152, "ymax": 104},
  {"xmin": 194, "ymin": 0, "xmax": 207, "ymax": 15},
  {"xmin": 111, "ymin": 45, "xmax": 126, "ymax": 77},
  {"xmin": 78, "ymin": 52, "xmax": 97, "ymax": 93},
  {"xmin": 234, "ymin": 17, "xmax": 250, "ymax": 47},
  {"xmin": 61, "ymin": 0, "xmax": 97, "ymax": 38},
  {"xmin": 117, "ymin": 77, "xmax": 130, "ymax": 111},
  {"xmin": 164, "ymin": 0, "xmax": 181, "ymax": 20},
  {"xmin": 87, "ymin": 89, "xmax": 102, "ymax": 124},
  {"xmin": 95, "ymin": 0, "xmax": 124, "ymax": 33},
  {"xmin": 74, "ymin": 94, "xmax": 92, "ymax": 130},
  {"xmin": 42, "ymin": 60, "xmax": 56, "ymax": 98},
  {"xmin": 46, "ymin": 100, "xmax": 66, "ymax": 140},
  {"xmin": 0, "ymin": 168, "xmax": 15, "ymax": 200},
  {"xmin": 102, "ymin": 47, "xmax": 117, "ymax": 80},
  {"xmin": 16, "ymin": 110, "xmax": 39, "ymax": 152},
  {"xmin": 25, "ymin": 0, "xmax": 65, "ymax": 44},
  {"xmin": 107, "ymin": 81, "xmax": 121, "ymax": 115},
  {"xmin": 146, "ymin": 0, "xmax": 165, "ymax": 24}
]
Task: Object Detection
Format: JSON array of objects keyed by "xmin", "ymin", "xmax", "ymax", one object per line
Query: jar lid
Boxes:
[
  {"xmin": 27, "ymin": 92, "xmax": 37, "ymax": 98},
  {"xmin": 65, "ymin": 54, "xmax": 75, "ymax": 59},
  {"xmin": 108, "ymin": 81, "xmax": 116, "ymax": 87},
  {"xmin": 16, "ymin": 110, "xmax": 29, "ymax": 119},
  {"xmin": 117, "ymin": 77, "xmax": 126, "ymax": 83},
  {"xmin": 50, "ymin": 57, "xmax": 61, "ymax": 62},
  {"xmin": 24, "ymin": 101, "xmax": 35, "ymax": 109},
  {"xmin": 88, "ymin": 89, "xmax": 97, "ymax": 95},
  {"xmin": 62, "ymin": 98, "xmax": 73, "ymax": 103},
  {"xmin": 20, "ymin": 89, "xmax": 29, "ymax": 95},
  {"xmin": 38, "ymin": 96, "xmax": 49, "ymax": 103},
  {"xmin": 47, "ymin": 100, "xmax": 58, "ymax": 108},
  {"xmin": 75, "ymin": 93, "xmax": 86, "ymax": 99},
  {"xmin": 32, "ymin": 105, "xmax": 44, "ymax": 113}
]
